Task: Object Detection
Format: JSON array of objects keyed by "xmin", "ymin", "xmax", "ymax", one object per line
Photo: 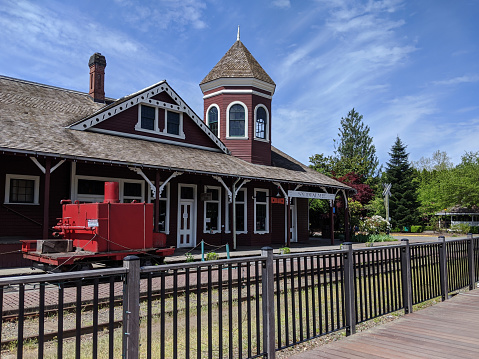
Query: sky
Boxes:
[{"xmin": 1, "ymin": 0, "xmax": 478, "ymax": 168}]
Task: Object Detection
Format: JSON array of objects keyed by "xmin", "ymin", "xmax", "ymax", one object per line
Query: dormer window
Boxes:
[
  {"xmin": 255, "ymin": 105, "xmax": 268, "ymax": 141},
  {"xmin": 207, "ymin": 106, "xmax": 219, "ymax": 137},
  {"xmin": 166, "ymin": 111, "xmax": 180, "ymax": 135},
  {"xmin": 141, "ymin": 105, "xmax": 156, "ymax": 131},
  {"xmin": 227, "ymin": 102, "xmax": 248, "ymax": 138}
]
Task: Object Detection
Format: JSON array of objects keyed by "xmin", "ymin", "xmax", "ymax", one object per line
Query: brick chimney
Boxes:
[{"xmin": 88, "ymin": 53, "xmax": 107, "ymax": 102}]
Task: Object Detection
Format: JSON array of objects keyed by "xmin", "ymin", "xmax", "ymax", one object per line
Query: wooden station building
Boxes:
[{"xmin": 0, "ymin": 35, "xmax": 354, "ymax": 267}]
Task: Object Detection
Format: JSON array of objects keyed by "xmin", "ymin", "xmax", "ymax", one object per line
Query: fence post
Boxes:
[
  {"xmin": 438, "ymin": 236, "xmax": 449, "ymax": 301},
  {"xmin": 467, "ymin": 233, "xmax": 476, "ymax": 290},
  {"xmin": 400, "ymin": 239, "xmax": 413, "ymax": 314},
  {"xmin": 123, "ymin": 255, "xmax": 140, "ymax": 359},
  {"xmin": 261, "ymin": 247, "xmax": 275, "ymax": 359},
  {"xmin": 342, "ymin": 242, "xmax": 356, "ymax": 336}
]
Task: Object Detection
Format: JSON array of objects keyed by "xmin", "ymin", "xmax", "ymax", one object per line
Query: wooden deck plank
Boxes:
[{"xmin": 288, "ymin": 290, "xmax": 479, "ymax": 359}]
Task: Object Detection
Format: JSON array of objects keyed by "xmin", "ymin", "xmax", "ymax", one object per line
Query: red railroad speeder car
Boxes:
[{"xmin": 21, "ymin": 182, "xmax": 175, "ymax": 271}]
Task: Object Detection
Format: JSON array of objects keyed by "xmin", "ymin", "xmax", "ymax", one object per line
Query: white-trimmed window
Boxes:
[
  {"xmin": 149, "ymin": 183, "xmax": 170, "ymax": 234},
  {"xmin": 204, "ymin": 186, "xmax": 221, "ymax": 233},
  {"xmin": 225, "ymin": 188, "xmax": 247, "ymax": 233},
  {"xmin": 254, "ymin": 188, "xmax": 269, "ymax": 233},
  {"xmin": 207, "ymin": 104, "xmax": 220, "ymax": 137},
  {"xmin": 74, "ymin": 176, "xmax": 145, "ymax": 203},
  {"xmin": 226, "ymin": 101, "xmax": 248, "ymax": 138},
  {"xmin": 136, "ymin": 105, "xmax": 159, "ymax": 133},
  {"xmin": 4, "ymin": 174, "xmax": 40, "ymax": 205},
  {"xmin": 254, "ymin": 105, "xmax": 269, "ymax": 141}
]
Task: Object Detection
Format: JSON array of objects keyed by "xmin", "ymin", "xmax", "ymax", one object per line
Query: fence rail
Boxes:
[{"xmin": 1, "ymin": 236, "xmax": 479, "ymax": 358}]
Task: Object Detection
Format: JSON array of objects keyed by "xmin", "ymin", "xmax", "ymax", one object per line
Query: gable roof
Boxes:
[
  {"xmin": 0, "ymin": 75, "xmax": 353, "ymax": 192},
  {"xmin": 68, "ymin": 80, "xmax": 229, "ymax": 154},
  {"xmin": 200, "ymin": 40, "xmax": 275, "ymax": 86}
]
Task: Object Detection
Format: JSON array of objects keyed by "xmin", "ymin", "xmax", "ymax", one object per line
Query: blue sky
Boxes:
[{"xmin": 1, "ymin": 0, "xmax": 478, "ymax": 168}]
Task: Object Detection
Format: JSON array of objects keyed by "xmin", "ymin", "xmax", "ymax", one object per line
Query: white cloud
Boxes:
[
  {"xmin": 432, "ymin": 75, "xmax": 479, "ymax": 86},
  {"xmin": 272, "ymin": 0, "xmax": 291, "ymax": 9}
]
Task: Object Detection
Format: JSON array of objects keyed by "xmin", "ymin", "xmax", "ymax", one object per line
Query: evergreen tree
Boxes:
[
  {"xmin": 333, "ymin": 108, "xmax": 380, "ymax": 180},
  {"xmin": 384, "ymin": 137, "xmax": 419, "ymax": 229}
]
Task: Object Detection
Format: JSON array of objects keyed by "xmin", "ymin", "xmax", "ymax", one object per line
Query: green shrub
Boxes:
[
  {"xmin": 391, "ymin": 227, "xmax": 401, "ymax": 233},
  {"xmin": 424, "ymin": 226, "xmax": 433, "ymax": 231},
  {"xmin": 352, "ymin": 233, "xmax": 396, "ymax": 243},
  {"xmin": 185, "ymin": 253, "xmax": 194, "ymax": 262},
  {"xmin": 450, "ymin": 223, "xmax": 470, "ymax": 234},
  {"xmin": 411, "ymin": 225, "xmax": 423, "ymax": 233},
  {"xmin": 469, "ymin": 226, "xmax": 479, "ymax": 234},
  {"xmin": 205, "ymin": 252, "xmax": 219, "ymax": 261},
  {"xmin": 279, "ymin": 247, "xmax": 291, "ymax": 254},
  {"xmin": 359, "ymin": 215, "xmax": 390, "ymax": 235}
]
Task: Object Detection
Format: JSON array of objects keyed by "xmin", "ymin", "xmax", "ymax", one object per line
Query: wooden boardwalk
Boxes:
[{"xmin": 290, "ymin": 289, "xmax": 479, "ymax": 359}]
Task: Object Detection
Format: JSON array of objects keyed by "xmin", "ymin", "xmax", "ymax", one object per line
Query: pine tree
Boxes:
[
  {"xmin": 333, "ymin": 108, "xmax": 379, "ymax": 180},
  {"xmin": 384, "ymin": 136, "xmax": 419, "ymax": 229}
]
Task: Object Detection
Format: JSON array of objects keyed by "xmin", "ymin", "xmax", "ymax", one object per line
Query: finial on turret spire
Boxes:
[{"xmin": 237, "ymin": 25, "xmax": 240, "ymax": 41}]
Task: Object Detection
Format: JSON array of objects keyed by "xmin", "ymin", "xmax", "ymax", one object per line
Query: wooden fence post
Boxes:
[
  {"xmin": 467, "ymin": 234, "xmax": 476, "ymax": 290},
  {"xmin": 438, "ymin": 236, "xmax": 449, "ymax": 301},
  {"xmin": 400, "ymin": 239, "xmax": 413, "ymax": 314},
  {"xmin": 261, "ymin": 247, "xmax": 275, "ymax": 359},
  {"xmin": 123, "ymin": 255, "xmax": 140, "ymax": 359},
  {"xmin": 342, "ymin": 242, "xmax": 356, "ymax": 336}
]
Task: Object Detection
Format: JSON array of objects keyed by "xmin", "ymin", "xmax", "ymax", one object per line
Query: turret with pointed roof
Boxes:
[{"xmin": 200, "ymin": 31, "xmax": 275, "ymax": 165}]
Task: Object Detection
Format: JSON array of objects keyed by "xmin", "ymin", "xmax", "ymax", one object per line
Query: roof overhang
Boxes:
[{"xmin": 199, "ymin": 77, "xmax": 276, "ymax": 95}]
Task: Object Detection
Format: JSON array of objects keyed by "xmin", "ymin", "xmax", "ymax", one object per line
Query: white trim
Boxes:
[
  {"xmin": 254, "ymin": 188, "xmax": 269, "ymax": 234},
  {"xmin": 73, "ymin": 175, "xmax": 145, "ymax": 203},
  {"xmin": 206, "ymin": 104, "xmax": 220, "ymax": 138},
  {"xmin": 203, "ymin": 89, "xmax": 272, "ymax": 100},
  {"xmin": 203, "ymin": 185, "xmax": 222, "ymax": 234},
  {"xmin": 4, "ymin": 174, "xmax": 40, "ymax": 205},
  {"xmin": 149, "ymin": 183, "xmax": 170, "ymax": 234},
  {"xmin": 199, "ymin": 77, "xmax": 276, "ymax": 95},
  {"xmin": 162, "ymin": 109, "xmax": 185, "ymax": 139},
  {"xmin": 290, "ymin": 199, "xmax": 298, "ymax": 242},
  {"xmin": 226, "ymin": 101, "xmax": 249, "ymax": 139},
  {"xmin": 225, "ymin": 187, "xmax": 247, "ymax": 234},
  {"xmin": 70, "ymin": 80, "xmax": 229, "ymax": 154},
  {"xmin": 177, "ymin": 184, "xmax": 197, "ymax": 248},
  {"xmin": 254, "ymin": 104, "xmax": 270, "ymax": 141},
  {"xmin": 89, "ymin": 128, "xmax": 223, "ymax": 153}
]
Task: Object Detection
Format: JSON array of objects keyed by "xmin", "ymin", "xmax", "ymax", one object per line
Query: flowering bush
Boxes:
[{"xmin": 359, "ymin": 215, "xmax": 391, "ymax": 234}]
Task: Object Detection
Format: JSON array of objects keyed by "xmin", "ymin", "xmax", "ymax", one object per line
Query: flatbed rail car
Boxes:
[{"xmin": 21, "ymin": 182, "xmax": 174, "ymax": 271}]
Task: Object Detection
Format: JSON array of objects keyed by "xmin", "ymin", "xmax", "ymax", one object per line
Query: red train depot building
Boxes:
[{"xmin": 0, "ymin": 36, "xmax": 354, "ymax": 268}]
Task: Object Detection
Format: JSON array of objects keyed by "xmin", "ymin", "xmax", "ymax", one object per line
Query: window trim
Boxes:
[
  {"xmin": 163, "ymin": 109, "xmax": 185, "ymax": 138},
  {"xmin": 226, "ymin": 101, "xmax": 249, "ymax": 139},
  {"xmin": 73, "ymin": 175, "xmax": 145, "ymax": 203},
  {"xmin": 254, "ymin": 104, "xmax": 269, "ymax": 142},
  {"xmin": 225, "ymin": 188, "xmax": 247, "ymax": 234},
  {"xmin": 254, "ymin": 188, "xmax": 269, "ymax": 234},
  {"xmin": 135, "ymin": 104, "xmax": 160, "ymax": 134},
  {"xmin": 203, "ymin": 185, "xmax": 222, "ymax": 234},
  {"xmin": 206, "ymin": 104, "xmax": 220, "ymax": 138},
  {"xmin": 4, "ymin": 174, "xmax": 40, "ymax": 205},
  {"xmin": 149, "ymin": 183, "xmax": 170, "ymax": 234}
]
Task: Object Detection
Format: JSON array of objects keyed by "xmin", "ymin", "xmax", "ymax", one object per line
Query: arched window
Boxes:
[
  {"xmin": 229, "ymin": 104, "xmax": 245, "ymax": 137},
  {"xmin": 207, "ymin": 106, "xmax": 218, "ymax": 136},
  {"xmin": 255, "ymin": 107, "xmax": 267, "ymax": 139}
]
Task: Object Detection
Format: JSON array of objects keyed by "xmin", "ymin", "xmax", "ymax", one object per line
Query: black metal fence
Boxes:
[{"xmin": 1, "ymin": 236, "xmax": 478, "ymax": 358}]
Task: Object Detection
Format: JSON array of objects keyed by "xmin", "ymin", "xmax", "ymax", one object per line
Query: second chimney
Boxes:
[{"xmin": 88, "ymin": 53, "xmax": 107, "ymax": 102}]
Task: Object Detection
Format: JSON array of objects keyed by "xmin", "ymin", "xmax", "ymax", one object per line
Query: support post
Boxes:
[
  {"xmin": 329, "ymin": 203, "xmax": 335, "ymax": 245},
  {"xmin": 467, "ymin": 233, "xmax": 476, "ymax": 290},
  {"xmin": 344, "ymin": 205, "xmax": 350, "ymax": 242},
  {"xmin": 154, "ymin": 170, "xmax": 160, "ymax": 233},
  {"xmin": 261, "ymin": 247, "xmax": 275, "ymax": 359},
  {"xmin": 287, "ymin": 198, "xmax": 291, "ymax": 247},
  {"xmin": 438, "ymin": 236, "xmax": 449, "ymax": 301},
  {"xmin": 42, "ymin": 158, "xmax": 51, "ymax": 240},
  {"xmin": 400, "ymin": 239, "xmax": 413, "ymax": 314},
  {"xmin": 123, "ymin": 256, "xmax": 140, "ymax": 359},
  {"xmin": 342, "ymin": 242, "xmax": 356, "ymax": 336}
]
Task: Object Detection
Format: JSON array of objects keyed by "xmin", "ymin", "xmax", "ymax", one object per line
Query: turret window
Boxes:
[
  {"xmin": 229, "ymin": 104, "xmax": 245, "ymax": 137},
  {"xmin": 207, "ymin": 106, "xmax": 219, "ymax": 137},
  {"xmin": 255, "ymin": 105, "xmax": 269, "ymax": 141}
]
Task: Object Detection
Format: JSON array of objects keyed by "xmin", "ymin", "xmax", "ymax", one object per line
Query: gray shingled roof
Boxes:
[
  {"xmin": 200, "ymin": 41, "xmax": 275, "ymax": 86},
  {"xmin": 0, "ymin": 75, "xmax": 351, "ymax": 191}
]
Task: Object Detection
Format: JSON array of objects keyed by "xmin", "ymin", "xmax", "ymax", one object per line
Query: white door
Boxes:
[
  {"xmin": 178, "ymin": 184, "xmax": 196, "ymax": 248},
  {"xmin": 290, "ymin": 201, "xmax": 298, "ymax": 242}
]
